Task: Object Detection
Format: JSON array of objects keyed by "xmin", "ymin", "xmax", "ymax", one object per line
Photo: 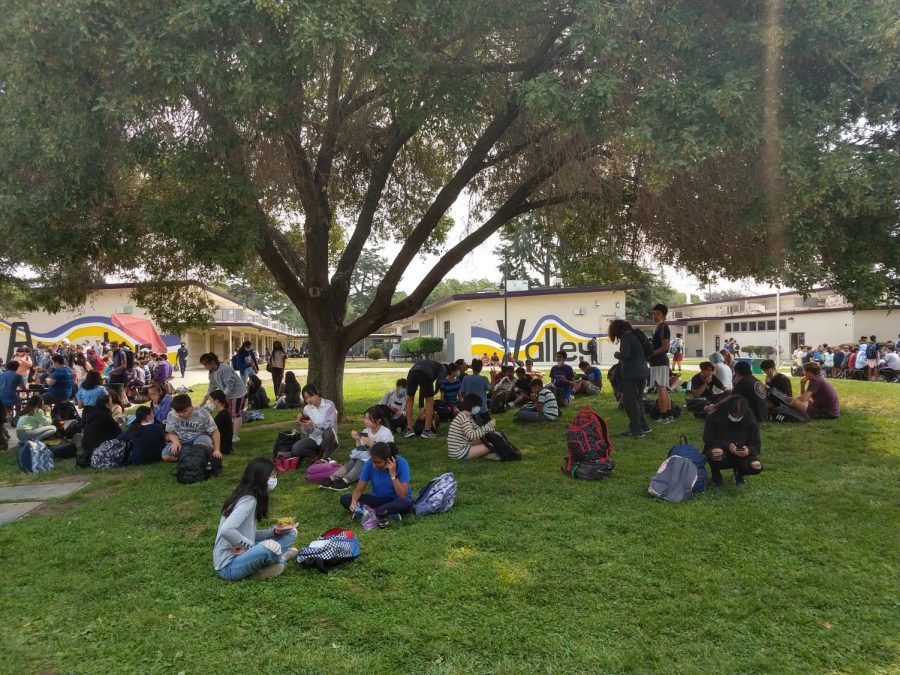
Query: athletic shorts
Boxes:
[
  {"xmin": 649, "ymin": 366, "xmax": 670, "ymax": 388},
  {"xmin": 673, "ymin": 352, "xmax": 684, "ymax": 363},
  {"xmin": 228, "ymin": 396, "xmax": 245, "ymax": 419},
  {"xmin": 406, "ymin": 369, "xmax": 435, "ymax": 403}
]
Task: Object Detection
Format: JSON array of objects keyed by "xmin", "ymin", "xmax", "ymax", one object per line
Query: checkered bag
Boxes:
[{"xmin": 295, "ymin": 528, "xmax": 360, "ymax": 573}]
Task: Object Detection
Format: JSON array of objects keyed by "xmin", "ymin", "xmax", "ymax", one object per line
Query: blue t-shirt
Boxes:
[
  {"xmin": 550, "ymin": 364, "xmax": 576, "ymax": 395},
  {"xmin": 459, "ymin": 374, "xmax": 489, "ymax": 406},
  {"xmin": 77, "ymin": 385, "xmax": 108, "ymax": 408},
  {"xmin": 360, "ymin": 455, "xmax": 412, "ymax": 502},
  {"xmin": 47, "ymin": 367, "xmax": 74, "ymax": 400},
  {"xmin": 0, "ymin": 370, "xmax": 26, "ymax": 405},
  {"xmin": 583, "ymin": 366, "xmax": 602, "ymax": 385},
  {"xmin": 439, "ymin": 378, "xmax": 461, "ymax": 404}
]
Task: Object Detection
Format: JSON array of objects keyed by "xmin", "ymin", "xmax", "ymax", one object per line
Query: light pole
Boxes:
[{"xmin": 501, "ymin": 267, "xmax": 508, "ymax": 365}]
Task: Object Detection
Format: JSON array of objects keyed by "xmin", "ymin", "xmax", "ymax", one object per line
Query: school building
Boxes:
[
  {"xmin": 0, "ymin": 283, "xmax": 301, "ymax": 366},
  {"xmin": 669, "ymin": 288, "xmax": 900, "ymax": 358},
  {"xmin": 385, "ymin": 285, "xmax": 633, "ymax": 365}
]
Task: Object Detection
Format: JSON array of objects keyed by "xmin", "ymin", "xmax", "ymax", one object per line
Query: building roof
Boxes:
[
  {"xmin": 667, "ymin": 287, "xmax": 835, "ymax": 309},
  {"xmin": 420, "ymin": 284, "xmax": 636, "ymax": 314}
]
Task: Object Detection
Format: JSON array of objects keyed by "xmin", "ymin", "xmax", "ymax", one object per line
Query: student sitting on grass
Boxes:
[
  {"xmin": 246, "ymin": 374, "xmax": 270, "ymax": 409},
  {"xmin": 728, "ymin": 361, "xmax": 769, "ymax": 423},
  {"xmin": 702, "ymin": 396, "xmax": 763, "ymax": 488},
  {"xmin": 81, "ymin": 395, "xmax": 122, "ymax": 453},
  {"xmin": 573, "ymin": 360, "xmax": 603, "ymax": 395},
  {"xmin": 762, "ymin": 360, "xmax": 792, "ymax": 397},
  {"xmin": 274, "ymin": 371, "xmax": 301, "ymax": 409},
  {"xmin": 76, "ymin": 370, "xmax": 108, "ymax": 410},
  {"xmin": 549, "ymin": 351, "xmax": 577, "ymax": 405},
  {"xmin": 458, "ymin": 359, "xmax": 489, "ymax": 409},
  {"xmin": 340, "ymin": 442, "xmax": 412, "ymax": 528},
  {"xmin": 511, "ymin": 367, "xmax": 533, "ymax": 406},
  {"xmin": 162, "ymin": 393, "xmax": 223, "ymax": 463},
  {"xmin": 784, "ymin": 362, "xmax": 841, "ymax": 420},
  {"xmin": 446, "ymin": 393, "xmax": 500, "ymax": 460},
  {"xmin": 107, "ymin": 388, "xmax": 128, "ymax": 426},
  {"xmin": 213, "ymin": 457, "xmax": 299, "ymax": 581},
  {"xmin": 288, "ymin": 384, "xmax": 338, "ymax": 462},
  {"xmin": 15, "ymin": 395, "xmax": 57, "ymax": 443},
  {"xmin": 438, "ymin": 363, "xmax": 462, "ymax": 417},
  {"xmin": 147, "ymin": 383, "xmax": 172, "ymax": 426},
  {"xmin": 118, "ymin": 406, "xmax": 165, "ymax": 465},
  {"xmin": 489, "ymin": 364, "xmax": 517, "ymax": 407},
  {"xmin": 690, "ymin": 362, "xmax": 726, "ymax": 403},
  {"xmin": 319, "ymin": 406, "xmax": 394, "ymax": 491},
  {"xmin": 513, "ymin": 378, "xmax": 559, "ymax": 423},
  {"xmin": 208, "ymin": 390, "xmax": 234, "ymax": 456},
  {"xmin": 378, "ymin": 378, "xmax": 407, "ymax": 431}
]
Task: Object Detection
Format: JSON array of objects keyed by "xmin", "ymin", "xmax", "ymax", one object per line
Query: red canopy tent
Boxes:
[{"xmin": 110, "ymin": 314, "xmax": 168, "ymax": 354}]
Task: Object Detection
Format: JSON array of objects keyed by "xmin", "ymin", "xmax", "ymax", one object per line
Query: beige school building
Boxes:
[
  {"xmin": 0, "ymin": 283, "xmax": 301, "ymax": 367},
  {"xmin": 386, "ymin": 285, "xmax": 633, "ymax": 365},
  {"xmin": 669, "ymin": 288, "xmax": 900, "ymax": 358}
]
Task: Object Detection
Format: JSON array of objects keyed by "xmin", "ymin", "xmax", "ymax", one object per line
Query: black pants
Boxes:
[
  {"xmin": 339, "ymin": 493, "xmax": 412, "ymax": 517},
  {"xmin": 704, "ymin": 447, "xmax": 763, "ymax": 478},
  {"xmin": 620, "ymin": 378, "xmax": 649, "ymax": 434},
  {"xmin": 290, "ymin": 429, "xmax": 337, "ymax": 461},
  {"xmin": 178, "ymin": 360, "xmax": 187, "ymax": 377},
  {"xmin": 270, "ymin": 367, "xmax": 284, "ymax": 397}
]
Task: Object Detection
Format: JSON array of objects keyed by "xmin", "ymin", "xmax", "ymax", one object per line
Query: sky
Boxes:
[{"xmin": 387, "ymin": 197, "xmax": 779, "ymax": 300}]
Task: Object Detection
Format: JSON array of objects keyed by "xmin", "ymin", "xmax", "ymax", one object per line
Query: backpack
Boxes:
[
  {"xmin": 51, "ymin": 400, "xmax": 78, "ymax": 422},
  {"xmin": 563, "ymin": 406, "xmax": 613, "ymax": 475},
  {"xmin": 489, "ymin": 394, "xmax": 509, "ymax": 415},
  {"xmin": 242, "ymin": 410, "xmax": 265, "ymax": 423},
  {"xmin": 632, "ymin": 329, "xmax": 653, "ymax": 359},
  {"xmin": 273, "ymin": 430, "xmax": 300, "ymax": 457},
  {"xmin": 274, "ymin": 456, "xmax": 300, "ymax": 472},
  {"xmin": 51, "ymin": 440, "xmax": 78, "ymax": 459},
  {"xmin": 295, "ymin": 528, "xmax": 361, "ymax": 573},
  {"xmin": 306, "ymin": 460, "xmax": 341, "ymax": 482},
  {"xmin": 547, "ymin": 385, "xmax": 565, "ymax": 410},
  {"xmin": 434, "ymin": 399, "xmax": 454, "ymax": 422},
  {"xmin": 16, "ymin": 440, "xmax": 54, "ymax": 473},
  {"xmin": 482, "ymin": 430, "xmax": 521, "ymax": 461},
  {"xmin": 645, "ymin": 400, "xmax": 682, "ymax": 420},
  {"xmin": 648, "ymin": 455, "xmax": 698, "ymax": 503},
  {"xmin": 90, "ymin": 439, "xmax": 131, "ymax": 470},
  {"xmin": 669, "ymin": 337, "xmax": 682, "ymax": 355},
  {"xmin": 564, "ymin": 459, "xmax": 615, "ymax": 480},
  {"xmin": 412, "ymin": 472, "xmax": 458, "ymax": 516},
  {"xmin": 412, "ymin": 416, "xmax": 440, "ymax": 436},
  {"xmin": 866, "ymin": 342, "xmax": 878, "ymax": 359},
  {"xmin": 59, "ymin": 417, "xmax": 83, "ymax": 439},
  {"xmin": 231, "ymin": 352, "xmax": 243, "ymax": 371},
  {"xmin": 124, "ymin": 348, "xmax": 135, "ymax": 371},
  {"xmin": 176, "ymin": 445, "xmax": 212, "ymax": 484},
  {"xmin": 251, "ymin": 388, "xmax": 269, "ymax": 409},
  {"xmin": 668, "ymin": 436, "xmax": 707, "ymax": 492},
  {"xmin": 771, "ymin": 403, "xmax": 809, "ymax": 423}
]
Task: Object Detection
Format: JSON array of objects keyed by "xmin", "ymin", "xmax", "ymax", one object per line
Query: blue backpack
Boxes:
[
  {"xmin": 668, "ymin": 436, "xmax": 707, "ymax": 492},
  {"xmin": 413, "ymin": 472, "xmax": 457, "ymax": 516}
]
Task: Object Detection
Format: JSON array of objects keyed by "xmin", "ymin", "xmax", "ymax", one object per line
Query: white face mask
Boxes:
[
  {"xmin": 727, "ymin": 414, "xmax": 743, "ymax": 423},
  {"xmin": 267, "ymin": 476, "xmax": 278, "ymax": 491},
  {"xmin": 470, "ymin": 406, "xmax": 481, "ymax": 415}
]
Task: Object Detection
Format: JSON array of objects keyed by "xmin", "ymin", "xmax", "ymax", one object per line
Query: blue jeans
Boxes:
[
  {"xmin": 217, "ymin": 530, "xmax": 298, "ymax": 581},
  {"xmin": 17, "ymin": 426, "xmax": 57, "ymax": 442},
  {"xmin": 513, "ymin": 407, "xmax": 553, "ymax": 423}
]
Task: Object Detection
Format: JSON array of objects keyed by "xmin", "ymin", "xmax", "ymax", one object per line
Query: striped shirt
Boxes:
[
  {"xmin": 446, "ymin": 412, "xmax": 494, "ymax": 460},
  {"xmin": 537, "ymin": 387, "xmax": 559, "ymax": 419},
  {"xmin": 439, "ymin": 378, "xmax": 462, "ymax": 404}
]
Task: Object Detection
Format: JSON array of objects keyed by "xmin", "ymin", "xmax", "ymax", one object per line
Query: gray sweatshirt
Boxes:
[
  {"xmin": 207, "ymin": 363, "xmax": 247, "ymax": 400},
  {"xmin": 213, "ymin": 495, "xmax": 275, "ymax": 570}
]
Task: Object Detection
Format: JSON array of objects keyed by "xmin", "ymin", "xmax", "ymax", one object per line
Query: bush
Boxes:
[
  {"xmin": 366, "ymin": 348, "xmax": 384, "ymax": 360},
  {"xmin": 398, "ymin": 337, "xmax": 444, "ymax": 359}
]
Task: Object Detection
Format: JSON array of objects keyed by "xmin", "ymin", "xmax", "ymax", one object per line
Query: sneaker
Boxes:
[
  {"xmin": 421, "ymin": 429, "xmax": 437, "ymax": 438},
  {"xmin": 252, "ymin": 563, "xmax": 285, "ymax": 579},
  {"xmin": 619, "ymin": 430, "xmax": 649, "ymax": 438},
  {"xmin": 657, "ymin": 416, "xmax": 672, "ymax": 425},
  {"xmin": 232, "ymin": 435, "xmax": 241, "ymax": 443},
  {"xmin": 317, "ymin": 478, "xmax": 334, "ymax": 489},
  {"xmin": 327, "ymin": 478, "xmax": 351, "ymax": 491},
  {"xmin": 388, "ymin": 513, "xmax": 402, "ymax": 524},
  {"xmin": 642, "ymin": 427, "xmax": 652, "ymax": 434},
  {"xmin": 734, "ymin": 472, "xmax": 747, "ymax": 487},
  {"xmin": 711, "ymin": 473, "xmax": 725, "ymax": 489},
  {"xmin": 404, "ymin": 430, "xmax": 416, "ymax": 439},
  {"xmin": 282, "ymin": 547, "xmax": 299, "ymax": 563},
  {"xmin": 377, "ymin": 514, "xmax": 390, "ymax": 529}
]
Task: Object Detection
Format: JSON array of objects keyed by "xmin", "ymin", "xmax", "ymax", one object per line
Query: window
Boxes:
[
  {"xmin": 757, "ymin": 321, "xmax": 767, "ymax": 330},
  {"xmin": 740, "ymin": 322, "xmax": 748, "ymax": 331},
  {"xmin": 748, "ymin": 322, "xmax": 756, "ymax": 332},
  {"xmin": 724, "ymin": 322, "xmax": 732, "ymax": 332},
  {"xmin": 443, "ymin": 321, "xmax": 450, "ymax": 339},
  {"xmin": 687, "ymin": 324, "xmax": 700, "ymax": 334},
  {"xmin": 779, "ymin": 319, "xmax": 787, "ymax": 329},
  {"xmin": 767, "ymin": 320, "xmax": 776, "ymax": 330},
  {"xmin": 419, "ymin": 319, "xmax": 434, "ymax": 336}
]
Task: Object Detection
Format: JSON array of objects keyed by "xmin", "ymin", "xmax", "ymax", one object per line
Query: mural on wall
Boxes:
[
  {"xmin": 471, "ymin": 315, "xmax": 608, "ymax": 363},
  {"xmin": 0, "ymin": 316, "xmax": 181, "ymax": 357}
]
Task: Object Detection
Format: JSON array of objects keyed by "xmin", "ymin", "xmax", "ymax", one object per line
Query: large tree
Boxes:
[{"xmin": 1, "ymin": 1, "xmax": 896, "ymax": 409}]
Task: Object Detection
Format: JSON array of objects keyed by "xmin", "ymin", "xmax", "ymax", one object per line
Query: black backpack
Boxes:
[
  {"xmin": 489, "ymin": 394, "xmax": 509, "ymax": 415},
  {"xmin": 644, "ymin": 400, "xmax": 682, "ymax": 420},
  {"xmin": 273, "ymin": 430, "xmax": 300, "ymax": 457},
  {"xmin": 52, "ymin": 400, "xmax": 78, "ymax": 422},
  {"xmin": 482, "ymin": 430, "xmax": 521, "ymax": 461},
  {"xmin": 632, "ymin": 329, "xmax": 654, "ymax": 359},
  {"xmin": 771, "ymin": 403, "xmax": 809, "ymax": 423},
  {"xmin": 124, "ymin": 348, "xmax": 135, "ymax": 371},
  {"xmin": 176, "ymin": 445, "xmax": 212, "ymax": 484}
]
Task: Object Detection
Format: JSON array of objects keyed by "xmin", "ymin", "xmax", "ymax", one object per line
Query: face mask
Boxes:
[
  {"xmin": 267, "ymin": 476, "xmax": 277, "ymax": 491},
  {"xmin": 398, "ymin": 388, "xmax": 406, "ymax": 396},
  {"xmin": 471, "ymin": 406, "xmax": 481, "ymax": 414},
  {"xmin": 727, "ymin": 414, "xmax": 743, "ymax": 423}
]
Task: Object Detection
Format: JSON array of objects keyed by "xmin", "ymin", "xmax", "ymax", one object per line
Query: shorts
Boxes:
[
  {"xmin": 673, "ymin": 352, "xmax": 684, "ymax": 363},
  {"xmin": 162, "ymin": 434, "xmax": 213, "ymax": 459},
  {"xmin": 228, "ymin": 396, "xmax": 245, "ymax": 419},
  {"xmin": 649, "ymin": 366, "xmax": 670, "ymax": 388},
  {"xmin": 406, "ymin": 369, "xmax": 435, "ymax": 403},
  {"xmin": 808, "ymin": 404, "xmax": 839, "ymax": 420},
  {"xmin": 867, "ymin": 358, "xmax": 877, "ymax": 368}
]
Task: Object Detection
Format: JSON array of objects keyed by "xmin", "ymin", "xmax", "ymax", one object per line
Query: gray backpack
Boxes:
[
  {"xmin": 412, "ymin": 472, "xmax": 457, "ymax": 516},
  {"xmin": 648, "ymin": 455, "xmax": 698, "ymax": 503}
]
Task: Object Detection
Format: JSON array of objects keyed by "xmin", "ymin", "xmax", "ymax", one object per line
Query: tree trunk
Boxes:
[{"xmin": 305, "ymin": 326, "xmax": 348, "ymax": 419}]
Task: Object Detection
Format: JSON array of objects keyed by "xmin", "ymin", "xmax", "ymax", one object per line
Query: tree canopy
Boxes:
[{"xmin": 1, "ymin": 0, "xmax": 896, "ymax": 406}]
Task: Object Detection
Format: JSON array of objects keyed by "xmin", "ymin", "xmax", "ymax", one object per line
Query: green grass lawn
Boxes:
[
  {"xmin": 285, "ymin": 358, "xmax": 409, "ymax": 370},
  {"xmin": 1, "ymin": 374, "xmax": 898, "ymax": 674}
]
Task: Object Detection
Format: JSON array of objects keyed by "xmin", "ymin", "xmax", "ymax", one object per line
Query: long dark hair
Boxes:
[
  {"xmin": 284, "ymin": 371, "xmax": 298, "ymax": 387},
  {"xmin": 81, "ymin": 370, "xmax": 102, "ymax": 390},
  {"xmin": 222, "ymin": 457, "xmax": 275, "ymax": 521},
  {"xmin": 273, "ymin": 341, "xmax": 284, "ymax": 353},
  {"xmin": 364, "ymin": 405, "xmax": 388, "ymax": 427},
  {"xmin": 607, "ymin": 319, "xmax": 633, "ymax": 342},
  {"xmin": 129, "ymin": 406, "xmax": 153, "ymax": 436}
]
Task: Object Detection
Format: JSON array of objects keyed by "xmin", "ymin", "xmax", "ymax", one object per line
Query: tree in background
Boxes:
[
  {"xmin": 425, "ymin": 279, "xmax": 498, "ymax": 306},
  {"xmin": 1, "ymin": 1, "xmax": 895, "ymax": 408},
  {"xmin": 626, "ymin": 276, "xmax": 687, "ymax": 322}
]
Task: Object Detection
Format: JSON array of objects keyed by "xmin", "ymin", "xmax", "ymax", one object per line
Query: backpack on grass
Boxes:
[
  {"xmin": 648, "ymin": 455, "xmax": 698, "ymax": 503},
  {"xmin": 482, "ymin": 430, "xmax": 521, "ymax": 461},
  {"xmin": 176, "ymin": 445, "xmax": 212, "ymax": 484},
  {"xmin": 16, "ymin": 440, "xmax": 54, "ymax": 474},
  {"xmin": 413, "ymin": 472, "xmax": 457, "ymax": 516},
  {"xmin": 90, "ymin": 439, "xmax": 131, "ymax": 470},
  {"xmin": 668, "ymin": 436, "xmax": 707, "ymax": 492},
  {"xmin": 273, "ymin": 430, "xmax": 300, "ymax": 457},
  {"xmin": 771, "ymin": 404, "xmax": 809, "ymax": 423},
  {"xmin": 489, "ymin": 394, "xmax": 509, "ymax": 415},
  {"xmin": 295, "ymin": 528, "xmax": 360, "ymax": 573},
  {"xmin": 645, "ymin": 400, "xmax": 682, "ymax": 420},
  {"xmin": 563, "ymin": 406, "xmax": 613, "ymax": 478},
  {"xmin": 306, "ymin": 460, "xmax": 340, "ymax": 482},
  {"xmin": 563, "ymin": 459, "xmax": 615, "ymax": 480}
]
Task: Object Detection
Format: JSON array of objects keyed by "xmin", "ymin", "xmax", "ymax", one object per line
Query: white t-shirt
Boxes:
[{"xmin": 714, "ymin": 363, "xmax": 733, "ymax": 394}]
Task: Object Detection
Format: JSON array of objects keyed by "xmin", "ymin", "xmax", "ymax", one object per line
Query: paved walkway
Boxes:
[{"xmin": 0, "ymin": 481, "xmax": 88, "ymax": 525}]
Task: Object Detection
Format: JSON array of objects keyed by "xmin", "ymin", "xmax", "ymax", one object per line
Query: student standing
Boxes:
[
  {"xmin": 649, "ymin": 304, "xmax": 673, "ymax": 424},
  {"xmin": 199, "ymin": 352, "xmax": 247, "ymax": 441},
  {"xmin": 176, "ymin": 342, "xmax": 189, "ymax": 378},
  {"xmin": 268, "ymin": 341, "xmax": 288, "ymax": 396},
  {"xmin": 609, "ymin": 319, "xmax": 650, "ymax": 438},
  {"xmin": 404, "ymin": 359, "xmax": 447, "ymax": 438}
]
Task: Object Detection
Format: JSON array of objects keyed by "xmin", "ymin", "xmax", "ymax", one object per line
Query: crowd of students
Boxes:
[{"xmin": 791, "ymin": 335, "xmax": 900, "ymax": 382}]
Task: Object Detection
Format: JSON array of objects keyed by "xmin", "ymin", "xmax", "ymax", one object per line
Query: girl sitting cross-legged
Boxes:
[{"xmin": 340, "ymin": 442, "xmax": 412, "ymax": 528}]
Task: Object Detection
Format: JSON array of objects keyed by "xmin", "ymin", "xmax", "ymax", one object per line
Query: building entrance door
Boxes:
[{"xmin": 790, "ymin": 332, "xmax": 805, "ymax": 352}]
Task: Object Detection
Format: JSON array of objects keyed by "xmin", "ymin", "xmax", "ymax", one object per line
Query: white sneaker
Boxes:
[{"xmin": 233, "ymin": 435, "xmax": 241, "ymax": 443}]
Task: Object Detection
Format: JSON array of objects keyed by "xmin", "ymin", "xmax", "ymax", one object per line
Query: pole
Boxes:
[
  {"xmin": 502, "ymin": 270, "xmax": 508, "ymax": 365},
  {"xmin": 775, "ymin": 285, "xmax": 781, "ymax": 368}
]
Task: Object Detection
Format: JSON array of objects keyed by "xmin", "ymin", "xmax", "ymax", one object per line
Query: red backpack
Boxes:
[{"xmin": 563, "ymin": 406, "xmax": 613, "ymax": 475}]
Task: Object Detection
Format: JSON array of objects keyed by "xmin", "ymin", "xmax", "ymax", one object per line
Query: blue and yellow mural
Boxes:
[
  {"xmin": 0, "ymin": 316, "xmax": 181, "ymax": 357},
  {"xmin": 471, "ymin": 315, "xmax": 609, "ymax": 363}
]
